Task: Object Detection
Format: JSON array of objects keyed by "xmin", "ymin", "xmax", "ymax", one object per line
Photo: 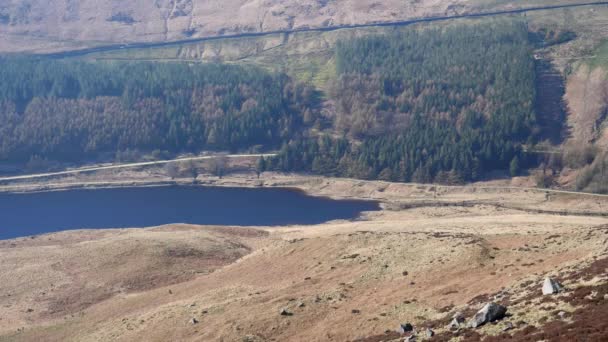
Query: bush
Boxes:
[
  {"xmin": 563, "ymin": 145, "xmax": 597, "ymax": 168},
  {"xmin": 535, "ymin": 172, "xmax": 554, "ymax": 189},
  {"xmin": 575, "ymin": 153, "xmax": 608, "ymax": 193}
]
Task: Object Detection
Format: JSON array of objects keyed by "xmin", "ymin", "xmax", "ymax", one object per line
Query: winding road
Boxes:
[{"xmin": 0, "ymin": 154, "xmax": 275, "ymax": 182}]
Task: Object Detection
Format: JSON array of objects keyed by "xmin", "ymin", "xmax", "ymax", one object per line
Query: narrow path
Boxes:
[
  {"xmin": 0, "ymin": 154, "xmax": 275, "ymax": 182},
  {"xmin": 401, "ymin": 182, "xmax": 608, "ymax": 198},
  {"xmin": 41, "ymin": 1, "xmax": 608, "ymax": 59}
]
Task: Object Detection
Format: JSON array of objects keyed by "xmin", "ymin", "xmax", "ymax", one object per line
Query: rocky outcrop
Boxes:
[{"xmin": 397, "ymin": 323, "xmax": 414, "ymax": 334}]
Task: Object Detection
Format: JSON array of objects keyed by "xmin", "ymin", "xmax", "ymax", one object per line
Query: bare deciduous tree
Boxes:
[
  {"xmin": 210, "ymin": 154, "xmax": 228, "ymax": 179},
  {"xmin": 164, "ymin": 162, "xmax": 179, "ymax": 180}
]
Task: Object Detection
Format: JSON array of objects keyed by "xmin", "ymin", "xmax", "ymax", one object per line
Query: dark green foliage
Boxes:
[
  {"xmin": 510, "ymin": 156, "xmax": 520, "ymax": 177},
  {"xmin": 0, "ymin": 59, "xmax": 318, "ymax": 163},
  {"xmin": 273, "ymin": 21, "xmax": 535, "ymax": 183},
  {"xmin": 528, "ymin": 28, "xmax": 577, "ymax": 48},
  {"xmin": 256, "ymin": 156, "xmax": 267, "ymax": 177}
]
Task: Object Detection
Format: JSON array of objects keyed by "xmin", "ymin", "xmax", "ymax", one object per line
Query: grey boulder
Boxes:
[
  {"xmin": 448, "ymin": 312, "xmax": 465, "ymax": 330},
  {"xmin": 468, "ymin": 302, "xmax": 507, "ymax": 328},
  {"xmin": 397, "ymin": 323, "xmax": 414, "ymax": 334}
]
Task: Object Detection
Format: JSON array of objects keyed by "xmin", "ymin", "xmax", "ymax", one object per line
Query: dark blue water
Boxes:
[{"xmin": 0, "ymin": 186, "xmax": 379, "ymax": 240}]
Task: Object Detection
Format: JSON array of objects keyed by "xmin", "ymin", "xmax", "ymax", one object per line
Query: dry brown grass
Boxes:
[
  {"xmin": 0, "ymin": 0, "xmax": 470, "ymax": 53},
  {"xmin": 1, "ymin": 175, "xmax": 607, "ymax": 341}
]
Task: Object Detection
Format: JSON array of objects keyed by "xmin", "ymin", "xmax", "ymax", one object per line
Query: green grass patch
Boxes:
[{"xmin": 588, "ymin": 40, "xmax": 608, "ymax": 69}]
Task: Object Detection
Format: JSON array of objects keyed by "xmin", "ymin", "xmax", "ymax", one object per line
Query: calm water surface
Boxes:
[{"xmin": 0, "ymin": 186, "xmax": 380, "ymax": 240}]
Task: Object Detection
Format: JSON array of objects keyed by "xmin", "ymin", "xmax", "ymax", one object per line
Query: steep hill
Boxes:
[
  {"xmin": 0, "ymin": 0, "xmax": 466, "ymax": 53},
  {"xmin": 0, "ymin": 0, "xmax": 591, "ymax": 54}
]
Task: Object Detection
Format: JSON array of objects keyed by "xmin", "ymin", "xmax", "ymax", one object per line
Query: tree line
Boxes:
[
  {"xmin": 0, "ymin": 59, "xmax": 319, "ymax": 163},
  {"xmin": 270, "ymin": 21, "xmax": 538, "ymax": 183},
  {"xmin": 0, "ymin": 20, "xmax": 544, "ymax": 185}
]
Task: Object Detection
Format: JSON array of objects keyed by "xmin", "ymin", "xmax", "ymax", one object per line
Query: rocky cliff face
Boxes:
[{"xmin": 0, "ymin": 0, "xmax": 469, "ymax": 53}]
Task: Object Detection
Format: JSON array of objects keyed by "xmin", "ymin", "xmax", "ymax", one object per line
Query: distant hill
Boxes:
[
  {"xmin": 0, "ymin": 0, "xmax": 467, "ymax": 53},
  {"xmin": 0, "ymin": 0, "xmax": 573, "ymax": 54}
]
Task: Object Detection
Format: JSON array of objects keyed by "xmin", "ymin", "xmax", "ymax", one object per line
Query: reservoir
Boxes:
[{"xmin": 0, "ymin": 186, "xmax": 380, "ymax": 240}]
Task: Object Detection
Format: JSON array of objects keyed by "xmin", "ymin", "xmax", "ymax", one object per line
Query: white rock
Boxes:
[{"xmin": 542, "ymin": 277, "xmax": 563, "ymax": 295}]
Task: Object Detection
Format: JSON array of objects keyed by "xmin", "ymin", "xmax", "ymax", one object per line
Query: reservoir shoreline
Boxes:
[{"xmin": 0, "ymin": 184, "xmax": 380, "ymax": 240}]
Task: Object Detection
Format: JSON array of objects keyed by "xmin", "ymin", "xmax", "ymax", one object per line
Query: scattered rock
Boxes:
[
  {"xmin": 279, "ymin": 308, "xmax": 292, "ymax": 316},
  {"xmin": 189, "ymin": 318, "xmax": 198, "ymax": 325},
  {"xmin": 468, "ymin": 302, "xmax": 507, "ymax": 328},
  {"xmin": 405, "ymin": 335, "xmax": 416, "ymax": 342},
  {"xmin": 297, "ymin": 302, "xmax": 305, "ymax": 308},
  {"xmin": 402, "ymin": 271, "xmax": 409, "ymax": 276},
  {"xmin": 448, "ymin": 312, "xmax": 465, "ymax": 330},
  {"xmin": 242, "ymin": 335, "xmax": 261, "ymax": 342},
  {"xmin": 542, "ymin": 277, "xmax": 564, "ymax": 295},
  {"xmin": 343, "ymin": 254, "xmax": 359, "ymax": 259},
  {"xmin": 557, "ymin": 311, "xmax": 567, "ymax": 319},
  {"xmin": 448, "ymin": 319, "xmax": 460, "ymax": 330},
  {"xmin": 585, "ymin": 291, "xmax": 598, "ymax": 300},
  {"xmin": 397, "ymin": 323, "xmax": 414, "ymax": 334},
  {"xmin": 503, "ymin": 321, "xmax": 514, "ymax": 331},
  {"xmin": 352, "ymin": 309, "xmax": 361, "ymax": 314},
  {"xmin": 425, "ymin": 328, "xmax": 434, "ymax": 337}
]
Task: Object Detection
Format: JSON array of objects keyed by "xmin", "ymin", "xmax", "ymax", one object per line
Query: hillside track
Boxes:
[
  {"xmin": 0, "ymin": 154, "xmax": 275, "ymax": 182},
  {"xmin": 41, "ymin": 1, "xmax": 608, "ymax": 59}
]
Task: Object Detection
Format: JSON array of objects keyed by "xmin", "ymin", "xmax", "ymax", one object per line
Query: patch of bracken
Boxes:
[
  {"xmin": 355, "ymin": 257, "xmax": 608, "ymax": 342},
  {"xmin": 438, "ymin": 304, "xmax": 455, "ymax": 313},
  {"xmin": 519, "ymin": 280, "xmax": 534, "ymax": 288},
  {"xmin": 564, "ymin": 256, "xmax": 608, "ymax": 282},
  {"xmin": 468, "ymin": 293, "xmax": 491, "ymax": 306}
]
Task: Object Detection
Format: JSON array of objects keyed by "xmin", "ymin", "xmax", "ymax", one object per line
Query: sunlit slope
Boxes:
[{"xmin": 0, "ymin": 0, "xmax": 599, "ymax": 53}]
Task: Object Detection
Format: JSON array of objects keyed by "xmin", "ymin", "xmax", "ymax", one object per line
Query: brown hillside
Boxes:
[{"xmin": 1, "ymin": 176, "xmax": 607, "ymax": 341}]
